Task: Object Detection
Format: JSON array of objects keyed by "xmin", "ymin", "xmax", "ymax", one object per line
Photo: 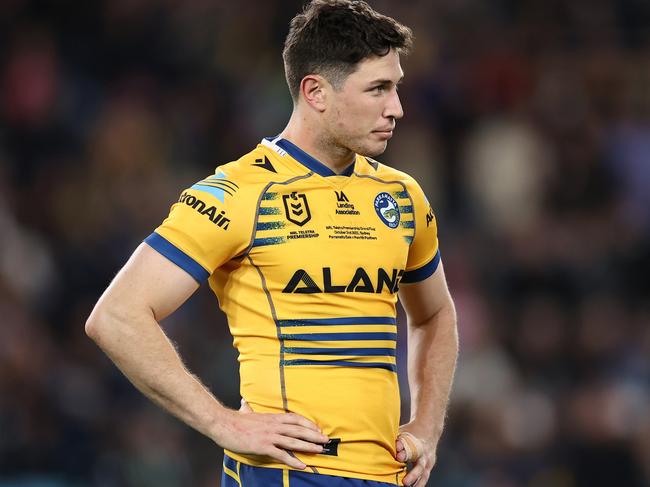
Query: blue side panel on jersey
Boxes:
[
  {"xmin": 144, "ymin": 233, "xmax": 209, "ymax": 283},
  {"xmin": 280, "ymin": 332, "xmax": 397, "ymax": 341},
  {"xmin": 401, "ymin": 221, "xmax": 415, "ymax": 229},
  {"xmin": 401, "ymin": 250, "xmax": 441, "ymax": 284},
  {"xmin": 278, "ymin": 316, "xmax": 396, "ymax": 326},
  {"xmin": 399, "ymin": 205, "xmax": 413, "ymax": 213},
  {"xmin": 190, "ymin": 183, "xmax": 227, "ymax": 202},
  {"xmin": 282, "ymin": 359, "xmax": 397, "ymax": 373},
  {"xmin": 284, "ymin": 347, "xmax": 397, "ymax": 357}
]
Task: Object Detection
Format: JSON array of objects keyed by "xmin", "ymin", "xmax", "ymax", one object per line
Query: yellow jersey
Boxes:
[{"xmin": 146, "ymin": 136, "xmax": 440, "ymax": 484}]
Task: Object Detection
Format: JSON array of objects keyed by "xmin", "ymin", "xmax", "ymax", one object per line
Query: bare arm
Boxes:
[
  {"xmin": 86, "ymin": 243, "xmax": 328, "ymax": 469},
  {"xmin": 396, "ymin": 262, "xmax": 458, "ymax": 486}
]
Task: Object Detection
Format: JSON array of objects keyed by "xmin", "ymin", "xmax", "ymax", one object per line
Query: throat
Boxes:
[
  {"xmin": 276, "ymin": 136, "xmax": 356, "ymax": 177},
  {"xmin": 312, "ymin": 141, "xmax": 356, "ymax": 175}
]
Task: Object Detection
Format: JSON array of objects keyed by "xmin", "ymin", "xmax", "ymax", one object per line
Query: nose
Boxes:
[{"xmin": 383, "ymin": 88, "xmax": 404, "ymax": 120}]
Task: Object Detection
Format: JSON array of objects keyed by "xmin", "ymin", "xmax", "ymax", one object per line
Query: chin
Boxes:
[
  {"xmin": 358, "ymin": 142, "xmax": 388, "ymax": 157},
  {"xmin": 338, "ymin": 135, "xmax": 388, "ymax": 158}
]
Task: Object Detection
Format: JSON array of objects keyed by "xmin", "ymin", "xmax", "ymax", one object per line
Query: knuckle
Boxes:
[
  {"xmin": 261, "ymin": 432, "xmax": 274, "ymax": 443},
  {"xmin": 284, "ymin": 439, "xmax": 300, "ymax": 451}
]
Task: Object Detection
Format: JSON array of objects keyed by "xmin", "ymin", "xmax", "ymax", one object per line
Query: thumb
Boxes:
[
  {"xmin": 239, "ymin": 398, "xmax": 253, "ymax": 413},
  {"xmin": 396, "ymin": 431, "xmax": 423, "ymax": 462}
]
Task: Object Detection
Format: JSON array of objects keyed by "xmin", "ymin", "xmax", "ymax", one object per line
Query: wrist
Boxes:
[
  {"xmin": 205, "ymin": 403, "xmax": 234, "ymax": 445},
  {"xmin": 401, "ymin": 418, "xmax": 443, "ymax": 444}
]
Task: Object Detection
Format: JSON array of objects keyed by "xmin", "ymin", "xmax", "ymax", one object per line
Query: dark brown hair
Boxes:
[{"xmin": 283, "ymin": 0, "xmax": 413, "ymax": 101}]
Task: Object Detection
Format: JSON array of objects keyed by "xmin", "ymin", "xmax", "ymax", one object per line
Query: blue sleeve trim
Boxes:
[
  {"xmin": 401, "ymin": 249, "xmax": 441, "ymax": 284},
  {"xmin": 144, "ymin": 233, "xmax": 210, "ymax": 284}
]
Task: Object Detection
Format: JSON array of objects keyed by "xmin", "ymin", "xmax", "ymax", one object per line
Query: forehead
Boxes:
[{"xmin": 347, "ymin": 49, "xmax": 404, "ymax": 85}]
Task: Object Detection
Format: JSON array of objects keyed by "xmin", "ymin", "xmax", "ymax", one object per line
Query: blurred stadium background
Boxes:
[{"xmin": 1, "ymin": 0, "xmax": 649, "ymax": 486}]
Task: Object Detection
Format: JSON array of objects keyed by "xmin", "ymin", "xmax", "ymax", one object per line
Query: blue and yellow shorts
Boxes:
[{"xmin": 222, "ymin": 455, "xmax": 399, "ymax": 487}]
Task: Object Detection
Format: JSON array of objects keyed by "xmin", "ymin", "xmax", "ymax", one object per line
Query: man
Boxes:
[{"xmin": 86, "ymin": 1, "xmax": 458, "ymax": 486}]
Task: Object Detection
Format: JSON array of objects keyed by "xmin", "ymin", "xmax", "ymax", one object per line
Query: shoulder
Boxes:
[
  {"xmin": 191, "ymin": 146, "xmax": 277, "ymax": 206},
  {"xmin": 212, "ymin": 146, "xmax": 278, "ymax": 187},
  {"xmin": 360, "ymin": 156, "xmax": 424, "ymax": 195}
]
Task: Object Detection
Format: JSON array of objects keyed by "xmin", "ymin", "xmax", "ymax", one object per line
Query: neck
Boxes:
[{"xmin": 279, "ymin": 110, "xmax": 355, "ymax": 174}]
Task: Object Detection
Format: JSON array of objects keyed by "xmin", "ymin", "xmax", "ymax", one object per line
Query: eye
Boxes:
[{"xmin": 372, "ymin": 85, "xmax": 386, "ymax": 94}]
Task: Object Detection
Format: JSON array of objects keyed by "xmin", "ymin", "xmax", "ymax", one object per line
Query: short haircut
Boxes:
[{"xmin": 283, "ymin": 0, "xmax": 414, "ymax": 101}]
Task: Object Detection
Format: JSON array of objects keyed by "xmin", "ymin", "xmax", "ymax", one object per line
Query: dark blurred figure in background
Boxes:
[{"xmin": 0, "ymin": 1, "xmax": 648, "ymax": 486}]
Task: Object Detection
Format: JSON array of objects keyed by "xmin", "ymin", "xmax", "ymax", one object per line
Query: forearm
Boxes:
[
  {"xmin": 84, "ymin": 245, "xmax": 328, "ymax": 469},
  {"xmin": 406, "ymin": 303, "xmax": 458, "ymax": 442},
  {"xmin": 86, "ymin": 305, "xmax": 228, "ymax": 442}
]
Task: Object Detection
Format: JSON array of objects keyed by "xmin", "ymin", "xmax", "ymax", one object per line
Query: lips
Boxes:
[{"xmin": 373, "ymin": 129, "xmax": 394, "ymax": 139}]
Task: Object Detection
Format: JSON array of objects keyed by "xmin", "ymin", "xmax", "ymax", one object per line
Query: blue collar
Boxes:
[{"xmin": 273, "ymin": 138, "xmax": 355, "ymax": 177}]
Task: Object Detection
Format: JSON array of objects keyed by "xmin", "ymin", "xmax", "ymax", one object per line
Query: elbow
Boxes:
[
  {"xmin": 85, "ymin": 305, "xmax": 107, "ymax": 343},
  {"xmin": 85, "ymin": 297, "xmax": 151, "ymax": 345},
  {"xmin": 85, "ymin": 298, "xmax": 123, "ymax": 344}
]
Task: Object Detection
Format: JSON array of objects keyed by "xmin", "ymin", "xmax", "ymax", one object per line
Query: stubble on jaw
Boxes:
[
  {"xmin": 316, "ymin": 101, "xmax": 391, "ymax": 162},
  {"xmin": 314, "ymin": 130, "xmax": 355, "ymax": 165}
]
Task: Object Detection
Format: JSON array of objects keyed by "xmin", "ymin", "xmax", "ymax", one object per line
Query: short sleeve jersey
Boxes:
[{"xmin": 146, "ymin": 137, "xmax": 441, "ymax": 484}]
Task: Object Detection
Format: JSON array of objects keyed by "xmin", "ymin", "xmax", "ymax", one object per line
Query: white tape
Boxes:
[{"xmin": 398, "ymin": 431, "xmax": 422, "ymax": 462}]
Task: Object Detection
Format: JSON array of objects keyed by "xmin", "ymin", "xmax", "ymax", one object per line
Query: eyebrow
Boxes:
[{"xmin": 369, "ymin": 77, "xmax": 404, "ymax": 86}]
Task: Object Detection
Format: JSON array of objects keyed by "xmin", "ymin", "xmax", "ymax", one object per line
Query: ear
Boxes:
[{"xmin": 299, "ymin": 75, "xmax": 329, "ymax": 112}]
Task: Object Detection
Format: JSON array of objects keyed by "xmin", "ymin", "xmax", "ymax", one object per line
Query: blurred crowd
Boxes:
[{"xmin": 1, "ymin": 0, "xmax": 649, "ymax": 486}]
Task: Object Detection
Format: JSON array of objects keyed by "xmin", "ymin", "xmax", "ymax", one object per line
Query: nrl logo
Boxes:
[{"xmin": 283, "ymin": 191, "xmax": 312, "ymax": 226}]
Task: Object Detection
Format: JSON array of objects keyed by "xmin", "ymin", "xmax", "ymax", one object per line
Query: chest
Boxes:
[{"xmin": 249, "ymin": 178, "xmax": 415, "ymax": 291}]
